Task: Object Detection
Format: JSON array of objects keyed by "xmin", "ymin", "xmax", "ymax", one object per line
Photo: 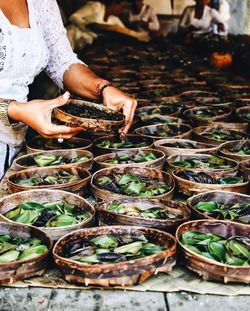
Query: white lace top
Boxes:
[
  {"xmin": 0, "ymin": 0, "xmax": 82, "ymax": 103},
  {"xmin": 0, "ymin": 0, "xmax": 84, "ymax": 147}
]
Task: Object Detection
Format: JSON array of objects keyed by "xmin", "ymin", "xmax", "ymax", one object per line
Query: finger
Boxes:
[
  {"xmin": 43, "ymin": 124, "xmax": 83, "ymax": 136},
  {"xmin": 121, "ymin": 100, "xmax": 137, "ymax": 135},
  {"xmin": 41, "ymin": 133, "xmax": 78, "ymax": 139},
  {"xmin": 49, "ymin": 91, "xmax": 71, "ymax": 109}
]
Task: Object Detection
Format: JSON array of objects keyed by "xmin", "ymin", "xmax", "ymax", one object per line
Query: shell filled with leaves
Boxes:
[
  {"xmin": 14, "ymin": 149, "xmax": 94, "ymax": 171},
  {"xmin": 0, "ymin": 222, "xmax": 52, "ymax": 285},
  {"xmin": 7, "ymin": 166, "xmax": 91, "ymax": 194},
  {"xmin": 96, "ymin": 199, "xmax": 190, "ymax": 232},
  {"xmin": 91, "ymin": 166, "xmax": 175, "ymax": 201},
  {"xmin": 53, "ymin": 225, "xmax": 176, "ymax": 287},
  {"xmin": 0, "ymin": 189, "xmax": 96, "ymax": 241},
  {"xmin": 176, "ymin": 220, "xmax": 250, "ymax": 283},
  {"xmin": 187, "ymin": 190, "xmax": 250, "ymax": 224}
]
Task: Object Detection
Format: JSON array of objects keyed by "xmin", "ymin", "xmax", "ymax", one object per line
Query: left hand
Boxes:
[{"xmin": 102, "ymin": 86, "xmax": 137, "ymax": 136}]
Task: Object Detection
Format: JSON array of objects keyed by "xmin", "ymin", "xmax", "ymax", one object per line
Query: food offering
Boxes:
[
  {"xmin": 14, "ymin": 150, "xmax": 94, "ymax": 171},
  {"xmin": 97, "ymin": 199, "xmax": 190, "ymax": 231},
  {"xmin": 219, "ymin": 140, "xmax": 250, "ymax": 162},
  {"xmin": 54, "ymin": 99, "xmax": 125, "ymax": 133},
  {"xmin": 0, "ymin": 190, "xmax": 95, "ymax": 241},
  {"xmin": 173, "ymin": 169, "xmax": 248, "ymax": 196},
  {"xmin": 187, "ymin": 191, "xmax": 250, "ymax": 224},
  {"xmin": 140, "ymin": 114, "xmax": 183, "ymax": 126},
  {"xmin": 183, "ymin": 106, "xmax": 232, "ymax": 126},
  {"xmin": 192, "ymin": 126, "xmax": 248, "ymax": 146},
  {"xmin": 91, "ymin": 166, "xmax": 175, "ymax": 201},
  {"xmin": 0, "ymin": 222, "xmax": 52, "ymax": 285},
  {"xmin": 136, "ymin": 105, "xmax": 182, "ymax": 119},
  {"xmin": 26, "ymin": 133, "xmax": 92, "ymax": 154},
  {"xmin": 135, "ymin": 123, "xmax": 192, "ymax": 140},
  {"xmin": 93, "ymin": 134, "xmax": 154, "ymax": 155},
  {"xmin": 7, "ymin": 166, "xmax": 91, "ymax": 194},
  {"xmin": 176, "ymin": 220, "xmax": 250, "ymax": 283},
  {"xmin": 167, "ymin": 154, "xmax": 238, "ymax": 176},
  {"xmin": 240, "ymin": 159, "xmax": 250, "ymax": 181},
  {"xmin": 93, "ymin": 149, "xmax": 165, "ymax": 170},
  {"xmin": 154, "ymin": 139, "xmax": 217, "ymax": 157},
  {"xmin": 236, "ymin": 106, "xmax": 250, "ymax": 123},
  {"xmin": 53, "ymin": 226, "xmax": 176, "ymax": 286}
]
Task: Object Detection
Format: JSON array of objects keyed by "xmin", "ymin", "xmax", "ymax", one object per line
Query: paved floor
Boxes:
[{"xmin": 0, "ymin": 288, "xmax": 249, "ymax": 311}]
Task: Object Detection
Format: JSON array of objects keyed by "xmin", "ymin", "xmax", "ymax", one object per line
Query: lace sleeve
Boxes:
[{"xmin": 35, "ymin": 0, "xmax": 86, "ymax": 88}]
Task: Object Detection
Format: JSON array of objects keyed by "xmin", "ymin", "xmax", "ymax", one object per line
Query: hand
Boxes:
[
  {"xmin": 102, "ymin": 86, "xmax": 137, "ymax": 136},
  {"xmin": 8, "ymin": 92, "xmax": 83, "ymax": 139}
]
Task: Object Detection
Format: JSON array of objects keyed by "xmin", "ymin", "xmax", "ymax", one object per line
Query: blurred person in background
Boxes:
[
  {"xmin": 128, "ymin": 0, "xmax": 160, "ymax": 34},
  {"xmin": 210, "ymin": 0, "xmax": 230, "ymax": 35},
  {"xmin": 67, "ymin": 0, "xmax": 149, "ymax": 51},
  {"xmin": 179, "ymin": 0, "xmax": 228, "ymax": 35}
]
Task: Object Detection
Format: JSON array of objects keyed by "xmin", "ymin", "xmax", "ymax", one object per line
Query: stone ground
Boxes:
[{"xmin": 0, "ymin": 288, "xmax": 249, "ymax": 311}]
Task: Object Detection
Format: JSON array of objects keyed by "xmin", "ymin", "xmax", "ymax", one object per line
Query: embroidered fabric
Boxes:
[{"xmin": 0, "ymin": 0, "xmax": 83, "ymax": 103}]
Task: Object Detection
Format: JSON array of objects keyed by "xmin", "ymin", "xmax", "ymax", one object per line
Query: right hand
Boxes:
[{"xmin": 8, "ymin": 92, "xmax": 83, "ymax": 139}]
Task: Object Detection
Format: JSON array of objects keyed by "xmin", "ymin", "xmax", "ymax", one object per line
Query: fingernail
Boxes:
[{"xmin": 63, "ymin": 91, "xmax": 70, "ymax": 99}]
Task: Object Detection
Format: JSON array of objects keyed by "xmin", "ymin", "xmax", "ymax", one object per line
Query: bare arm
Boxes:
[{"xmin": 63, "ymin": 63, "xmax": 137, "ymax": 135}]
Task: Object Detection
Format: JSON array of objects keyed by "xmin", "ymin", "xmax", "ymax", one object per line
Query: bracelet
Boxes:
[
  {"xmin": 0, "ymin": 98, "xmax": 16, "ymax": 127},
  {"xmin": 96, "ymin": 80, "xmax": 116, "ymax": 102}
]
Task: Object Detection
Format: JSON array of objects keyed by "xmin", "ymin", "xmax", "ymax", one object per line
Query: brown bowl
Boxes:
[
  {"xmin": 183, "ymin": 105, "xmax": 232, "ymax": 126},
  {"xmin": 135, "ymin": 123, "xmax": 192, "ymax": 140},
  {"xmin": 140, "ymin": 114, "xmax": 184, "ymax": 126},
  {"xmin": 14, "ymin": 149, "xmax": 94, "ymax": 171},
  {"xmin": 239, "ymin": 159, "xmax": 250, "ymax": 181},
  {"xmin": 219, "ymin": 140, "xmax": 250, "ymax": 162},
  {"xmin": 91, "ymin": 166, "xmax": 175, "ymax": 201},
  {"xmin": 7, "ymin": 166, "xmax": 91, "ymax": 194},
  {"xmin": 187, "ymin": 190, "xmax": 250, "ymax": 224},
  {"xmin": 136, "ymin": 105, "xmax": 182, "ymax": 118},
  {"xmin": 93, "ymin": 149, "xmax": 165, "ymax": 171},
  {"xmin": 93, "ymin": 134, "xmax": 154, "ymax": 155},
  {"xmin": 176, "ymin": 220, "xmax": 250, "ymax": 283},
  {"xmin": 54, "ymin": 99, "xmax": 125, "ymax": 133},
  {"xmin": 154, "ymin": 139, "xmax": 217, "ymax": 157},
  {"xmin": 0, "ymin": 189, "xmax": 96, "ymax": 241},
  {"xmin": 0, "ymin": 222, "xmax": 52, "ymax": 285},
  {"xmin": 167, "ymin": 154, "xmax": 238, "ymax": 176},
  {"xmin": 173, "ymin": 169, "xmax": 248, "ymax": 196},
  {"xmin": 236, "ymin": 106, "xmax": 250, "ymax": 124},
  {"xmin": 97, "ymin": 199, "xmax": 190, "ymax": 232},
  {"xmin": 26, "ymin": 135, "xmax": 92, "ymax": 154},
  {"xmin": 192, "ymin": 126, "xmax": 248, "ymax": 146},
  {"xmin": 53, "ymin": 225, "xmax": 176, "ymax": 287}
]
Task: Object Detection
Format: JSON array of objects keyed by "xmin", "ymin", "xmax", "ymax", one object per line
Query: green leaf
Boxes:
[
  {"xmin": 0, "ymin": 241, "xmax": 15, "ymax": 254},
  {"xmin": 0, "ymin": 250, "xmax": 20, "ymax": 263},
  {"xmin": 46, "ymin": 215, "xmax": 77, "ymax": 227},
  {"xmin": 208, "ymin": 241, "xmax": 226, "ymax": 262},
  {"xmin": 123, "ymin": 181, "xmax": 146, "ymax": 196},
  {"xmin": 219, "ymin": 177, "xmax": 244, "ymax": 184},
  {"xmin": 118, "ymin": 174, "xmax": 139, "ymax": 186},
  {"xmin": 34, "ymin": 155, "xmax": 60, "ymax": 167},
  {"xmin": 79, "ymin": 255, "xmax": 99, "ymax": 263},
  {"xmin": 18, "ymin": 245, "xmax": 48, "ymax": 261},
  {"xmin": 194, "ymin": 201, "xmax": 219, "ymax": 212},
  {"xmin": 19, "ymin": 202, "xmax": 45, "ymax": 210},
  {"xmin": 173, "ymin": 160, "xmax": 192, "ymax": 168},
  {"xmin": 226, "ymin": 239, "xmax": 250, "ymax": 259},
  {"xmin": 91, "ymin": 236, "xmax": 118, "ymax": 249},
  {"xmin": 15, "ymin": 178, "xmax": 43, "ymax": 186},
  {"xmin": 114, "ymin": 241, "xmax": 142, "ymax": 254},
  {"xmin": 4, "ymin": 207, "xmax": 21, "ymax": 220},
  {"xmin": 142, "ymin": 243, "xmax": 163, "ymax": 255},
  {"xmin": 186, "ymin": 245, "xmax": 202, "ymax": 255}
]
